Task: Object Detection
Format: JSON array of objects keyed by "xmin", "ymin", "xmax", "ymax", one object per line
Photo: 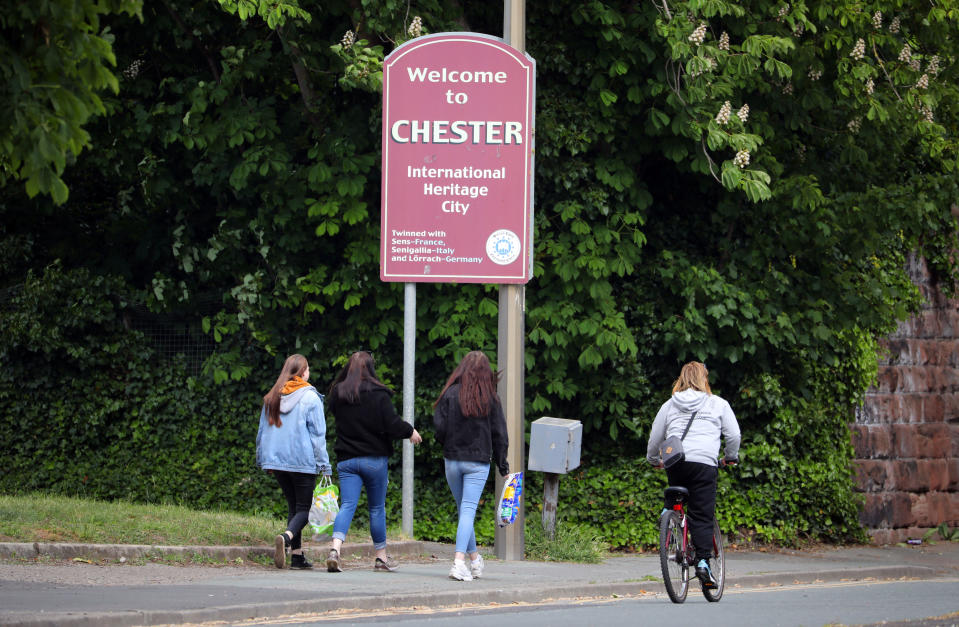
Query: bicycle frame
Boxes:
[
  {"xmin": 664, "ymin": 488, "xmax": 694, "ymax": 568},
  {"xmin": 659, "ymin": 484, "xmax": 725, "ymax": 603}
]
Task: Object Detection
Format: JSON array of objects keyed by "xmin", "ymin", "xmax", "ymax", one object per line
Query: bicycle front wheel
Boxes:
[
  {"xmin": 702, "ymin": 518, "xmax": 725, "ymax": 602},
  {"xmin": 659, "ymin": 510, "xmax": 689, "ymax": 604}
]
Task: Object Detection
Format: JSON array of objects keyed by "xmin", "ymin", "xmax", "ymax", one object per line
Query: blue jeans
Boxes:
[
  {"xmin": 332, "ymin": 456, "xmax": 389, "ymax": 550},
  {"xmin": 444, "ymin": 459, "xmax": 490, "ymax": 554}
]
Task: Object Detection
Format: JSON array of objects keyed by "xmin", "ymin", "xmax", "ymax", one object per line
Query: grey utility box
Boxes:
[{"xmin": 528, "ymin": 417, "xmax": 582, "ymax": 474}]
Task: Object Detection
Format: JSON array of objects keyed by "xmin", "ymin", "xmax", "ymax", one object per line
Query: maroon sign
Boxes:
[{"xmin": 381, "ymin": 33, "xmax": 535, "ymax": 283}]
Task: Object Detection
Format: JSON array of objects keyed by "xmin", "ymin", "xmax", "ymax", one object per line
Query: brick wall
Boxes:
[{"xmin": 852, "ymin": 254, "xmax": 959, "ymax": 544}]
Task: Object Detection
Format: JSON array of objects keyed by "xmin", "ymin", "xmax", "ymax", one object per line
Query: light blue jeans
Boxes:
[
  {"xmin": 444, "ymin": 459, "xmax": 490, "ymax": 554},
  {"xmin": 332, "ymin": 456, "xmax": 389, "ymax": 550}
]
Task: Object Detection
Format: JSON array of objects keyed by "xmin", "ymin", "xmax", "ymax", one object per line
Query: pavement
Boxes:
[{"xmin": 1, "ymin": 539, "xmax": 958, "ymax": 626}]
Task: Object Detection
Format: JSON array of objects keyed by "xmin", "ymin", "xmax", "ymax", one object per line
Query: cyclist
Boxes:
[{"xmin": 646, "ymin": 361, "xmax": 741, "ymax": 589}]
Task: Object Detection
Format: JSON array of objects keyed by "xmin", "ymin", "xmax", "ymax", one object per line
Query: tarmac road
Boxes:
[{"xmin": 1, "ymin": 539, "xmax": 957, "ymax": 627}]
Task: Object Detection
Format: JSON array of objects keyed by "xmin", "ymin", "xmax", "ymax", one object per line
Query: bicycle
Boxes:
[{"xmin": 658, "ymin": 485, "xmax": 725, "ymax": 603}]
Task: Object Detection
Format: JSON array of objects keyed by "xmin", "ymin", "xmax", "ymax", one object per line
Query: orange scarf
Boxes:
[{"xmin": 281, "ymin": 375, "xmax": 311, "ymax": 395}]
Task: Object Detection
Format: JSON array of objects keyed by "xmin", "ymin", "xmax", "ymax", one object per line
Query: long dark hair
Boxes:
[
  {"xmin": 263, "ymin": 354, "xmax": 308, "ymax": 427},
  {"xmin": 433, "ymin": 350, "xmax": 500, "ymax": 418},
  {"xmin": 328, "ymin": 351, "xmax": 389, "ymax": 403}
]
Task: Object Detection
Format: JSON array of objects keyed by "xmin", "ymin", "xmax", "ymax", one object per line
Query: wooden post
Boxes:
[{"xmin": 542, "ymin": 472, "xmax": 559, "ymax": 540}]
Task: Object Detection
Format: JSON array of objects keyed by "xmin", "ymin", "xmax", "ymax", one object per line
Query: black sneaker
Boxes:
[
  {"xmin": 290, "ymin": 553, "xmax": 313, "ymax": 569},
  {"xmin": 695, "ymin": 559, "xmax": 717, "ymax": 589}
]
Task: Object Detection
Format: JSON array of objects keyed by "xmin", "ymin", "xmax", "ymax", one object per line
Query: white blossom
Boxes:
[
  {"xmin": 733, "ymin": 150, "xmax": 750, "ymax": 168},
  {"xmin": 737, "ymin": 104, "xmax": 750, "ymax": 123},
  {"xmin": 122, "ymin": 59, "xmax": 143, "ymax": 79},
  {"xmin": 793, "ymin": 22, "xmax": 805, "ymax": 37},
  {"xmin": 715, "ymin": 101, "xmax": 732, "ymax": 125},
  {"xmin": 889, "ymin": 16, "xmax": 901, "ymax": 34},
  {"xmin": 872, "ymin": 11, "xmax": 882, "ymax": 29},
  {"xmin": 927, "ymin": 55, "xmax": 941, "ymax": 76},
  {"xmin": 916, "ymin": 73, "xmax": 929, "ymax": 89},
  {"xmin": 341, "ymin": 30, "xmax": 355, "ymax": 49},
  {"xmin": 689, "ymin": 22, "xmax": 707, "ymax": 45},
  {"xmin": 777, "ymin": 4, "xmax": 790, "ymax": 21},
  {"xmin": 719, "ymin": 31, "xmax": 730, "ymax": 51},
  {"xmin": 808, "ymin": 68, "xmax": 822, "ymax": 81},
  {"xmin": 865, "ymin": 78, "xmax": 874, "ymax": 95},
  {"xmin": 408, "ymin": 16, "xmax": 423, "ymax": 38},
  {"xmin": 850, "ymin": 38, "xmax": 866, "ymax": 61},
  {"xmin": 898, "ymin": 44, "xmax": 911, "ymax": 63},
  {"xmin": 847, "ymin": 117, "xmax": 861, "ymax": 133},
  {"xmin": 782, "ymin": 82, "xmax": 794, "ymax": 95},
  {"xmin": 909, "ymin": 58, "xmax": 921, "ymax": 72}
]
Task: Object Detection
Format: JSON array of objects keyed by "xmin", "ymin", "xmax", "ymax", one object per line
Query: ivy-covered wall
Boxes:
[
  {"xmin": 4, "ymin": 0, "xmax": 959, "ymax": 549},
  {"xmin": 1, "ymin": 264, "xmax": 870, "ymax": 548}
]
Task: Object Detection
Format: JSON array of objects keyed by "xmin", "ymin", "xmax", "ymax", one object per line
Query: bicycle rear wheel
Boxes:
[
  {"xmin": 659, "ymin": 510, "xmax": 689, "ymax": 603},
  {"xmin": 702, "ymin": 518, "xmax": 725, "ymax": 602}
]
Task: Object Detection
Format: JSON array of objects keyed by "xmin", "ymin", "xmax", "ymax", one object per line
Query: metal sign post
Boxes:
[{"xmin": 401, "ymin": 282, "xmax": 416, "ymax": 537}]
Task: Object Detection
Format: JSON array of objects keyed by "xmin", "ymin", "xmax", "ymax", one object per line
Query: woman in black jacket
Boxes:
[
  {"xmin": 325, "ymin": 351, "xmax": 422, "ymax": 573},
  {"xmin": 433, "ymin": 351, "xmax": 509, "ymax": 582}
]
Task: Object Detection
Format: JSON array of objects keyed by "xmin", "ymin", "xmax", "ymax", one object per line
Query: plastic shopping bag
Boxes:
[
  {"xmin": 308, "ymin": 475, "xmax": 339, "ymax": 536},
  {"xmin": 496, "ymin": 471, "xmax": 523, "ymax": 527}
]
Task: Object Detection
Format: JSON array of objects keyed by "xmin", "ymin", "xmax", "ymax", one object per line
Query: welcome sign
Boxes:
[{"xmin": 380, "ymin": 33, "xmax": 535, "ymax": 283}]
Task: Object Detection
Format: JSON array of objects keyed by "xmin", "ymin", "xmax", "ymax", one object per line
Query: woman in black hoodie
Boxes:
[
  {"xmin": 433, "ymin": 351, "xmax": 509, "ymax": 581},
  {"xmin": 324, "ymin": 351, "xmax": 422, "ymax": 573}
]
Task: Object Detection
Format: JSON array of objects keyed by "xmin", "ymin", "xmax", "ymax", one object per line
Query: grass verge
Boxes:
[
  {"xmin": 0, "ymin": 492, "xmax": 411, "ymax": 549},
  {"xmin": 0, "ymin": 492, "xmax": 284, "ymax": 545}
]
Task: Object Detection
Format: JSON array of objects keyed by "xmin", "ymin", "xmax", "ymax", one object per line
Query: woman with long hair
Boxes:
[
  {"xmin": 256, "ymin": 354, "xmax": 331, "ymax": 570},
  {"xmin": 645, "ymin": 361, "xmax": 741, "ymax": 589},
  {"xmin": 324, "ymin": 351, "xmax": 422, "ymax": 573},
  {"xmin": 433, "ymin": 350, "xmax": 509, "ymax": 582}
]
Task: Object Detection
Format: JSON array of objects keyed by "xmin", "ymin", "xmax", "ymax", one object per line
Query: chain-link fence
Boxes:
[
  {"xmin": 125, "ymin": 303, "xmax": 218, "ymax": 376},
  {"xmin": 0, "ymin": 282, "xmax": 221, "ymax": 377}
]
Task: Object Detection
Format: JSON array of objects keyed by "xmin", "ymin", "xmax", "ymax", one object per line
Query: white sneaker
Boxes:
[
  {"xmin": 449, "ymin": 559, "xmax": 473, "ymax": 581},
  {"xmin": 470, "ymin": 555, "xmax": 485, "ymax": 579}
]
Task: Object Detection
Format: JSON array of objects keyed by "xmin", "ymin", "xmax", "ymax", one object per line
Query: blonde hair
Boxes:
[{"xmin": 672, "ymin": 361, "xmax": 711, "ymax": 394}]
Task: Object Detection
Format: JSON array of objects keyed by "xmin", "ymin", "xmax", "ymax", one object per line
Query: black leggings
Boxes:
[
  {"xmin": 272, "ymin": 471, "xmax": 316, "ymax": 550},
  {"xmin": 666, "ymin": 461, "xmax": 718, "ymax": 562}
]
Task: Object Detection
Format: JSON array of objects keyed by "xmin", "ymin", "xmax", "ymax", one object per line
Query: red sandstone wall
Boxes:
[{"xmin": 852, "ymin": 254, "xmax": 959, "ymax": 544}]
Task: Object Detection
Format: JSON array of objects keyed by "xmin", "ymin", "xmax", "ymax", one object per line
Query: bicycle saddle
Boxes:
[{"xmin": 664, "ymin": 486, "xmax": 690, "ymax": 509}]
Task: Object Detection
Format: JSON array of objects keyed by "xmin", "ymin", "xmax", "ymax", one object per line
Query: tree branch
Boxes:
[
  {"xmin": 161, "ymin": 0, "xmax": 221, "ymax": 83},
  {"xmin": 701, "ymin": 137, "xmax": 722, "ymax": 184},
  {"xmin": 276, "ymin": 26, "xmax": 323, "ymax": 129},
  {"xmin": 872, "ymin": 41, "xmax": 902, "ymax": 102}
]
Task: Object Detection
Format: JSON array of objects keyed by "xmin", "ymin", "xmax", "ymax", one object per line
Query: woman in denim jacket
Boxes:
[
  {"xmin": 324, "ymin": 351, "xmax": 422, "ymax": 573},
  {"xmin": 256, "ymin": 354, "xmax": 331, "ymax": 570},
  {"xmin": 433, "ymin": 351, "xmax": 509, "ymax": 582}
]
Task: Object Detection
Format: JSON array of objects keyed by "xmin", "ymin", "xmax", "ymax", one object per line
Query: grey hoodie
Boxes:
[{"xmin": 645, "ymin": 389, "xmax": 741, "ymax": 467}]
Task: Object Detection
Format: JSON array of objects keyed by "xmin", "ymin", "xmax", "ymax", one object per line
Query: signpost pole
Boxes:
[
  {"xmin": 401, "ymin": 282, "xmax": 416, "ymax": 538},
  {"xmin": 495, "ymin": 0, "xmax": 527, "ymax": 562}
]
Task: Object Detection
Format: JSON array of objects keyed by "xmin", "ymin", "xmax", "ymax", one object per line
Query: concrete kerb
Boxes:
[
  {"xmin": 0, "ymin": 541, "xmax": 425, "ymax": 563},
  {"xmin": 3, "ymin": 542, "xmax": 956, "ymax": 627},
  {"xmin": 0, "ymin": 565, "xmax": 944, "ymax": 627}
]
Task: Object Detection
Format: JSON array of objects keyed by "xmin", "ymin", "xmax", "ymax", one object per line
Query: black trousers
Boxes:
[
  {"xmin": 666, "ymin": 461, "xmax": 718, "ymax": 562},
  {"xmin": 272, "ymin": 470, "xmax": 316, "ymax": 550}
]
